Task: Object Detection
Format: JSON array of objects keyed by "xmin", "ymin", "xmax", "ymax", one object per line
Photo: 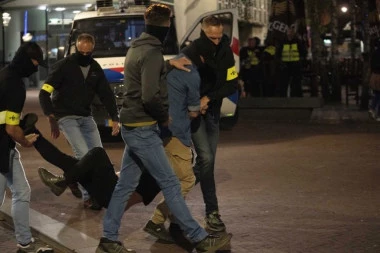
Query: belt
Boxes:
[{"xmin": 123, "ymin": 125, "xmax": 137, "ymax": 131}]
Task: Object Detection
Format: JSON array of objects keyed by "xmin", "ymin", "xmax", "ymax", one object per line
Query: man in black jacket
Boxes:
[
  {"xmin": 39, "ymin": 33, "xmax": 120, "ymax": 209},
  {"xmin": 191, "ymin": 15, "xmax": 238, "ymax": 232},
  {"xmin": 0, "ymin": 42, "xmax": 54, "ymax": 252}
]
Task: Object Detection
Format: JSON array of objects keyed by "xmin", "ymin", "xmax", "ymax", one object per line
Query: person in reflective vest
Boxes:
[
  {"xmin": 275, "ymin": 28, "xmax": 307, "ymax": 97},
  {"xmin": 239, "ymin": 37, "xmax": 263, "ymax": 97},
  {"xmin": 261, "ymin": 36, "xmax": 277, "ymax": 97}
]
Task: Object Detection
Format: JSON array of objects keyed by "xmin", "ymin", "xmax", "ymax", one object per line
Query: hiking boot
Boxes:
[
  {"xmin": 38, "ymin": 167, "xmax": 67, "ymax": 196},
  {"xmin": 84, "ymin": 198, "xmax": 102, "ymax": 210},
  {"xmin": 20, "ymin": 113, "xmax": 38, "ymax": 135},
  {"xmin": 68, "ymin": 182, "xmax": 82, "ymax": 199},
  {"xmin": 95, "ymin": 237, "xmax": 135, "ymax": 253},
  {"xmin": 195, "ymin": 233, "xmax": 232, "ymax": 253},
  {"xmin": 143, "ymin": 220, "xmax": 174, "ymax": 243},
  {"xmin": 204, "ymin": 211, "xmax": 226, "ymax": 232},
  {"xmin": 17, "ymin": 237, "xmax": 54, "ymax": 253}
]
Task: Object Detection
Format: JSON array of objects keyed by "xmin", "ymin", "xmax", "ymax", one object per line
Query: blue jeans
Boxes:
[
  {"xmin": 191, "ymin": 111, "xmax": 220, "ymax": 215},
  {"xmin": 58, "ymin": 116, "xmax": 103, "ymax": 200},
  {"xmin": 0, "ymin": 149, "xmax": 32, "ymax": 245},
  {"xmin": 103, "ymin": 124, "xmax": 207, "ymax": 243}
]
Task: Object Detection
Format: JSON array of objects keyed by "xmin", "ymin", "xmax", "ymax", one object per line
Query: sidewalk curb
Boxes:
[{"xmin": 0, "ymin": 198, "xmax": 98, "ymax": 253}]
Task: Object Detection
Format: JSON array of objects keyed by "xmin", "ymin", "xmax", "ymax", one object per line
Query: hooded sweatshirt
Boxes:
[
  {"xmin": 0, "ymin": 43, "xmax": 42, "ymax": 173},
  {"xmin": 119, "ymin": 32, "xmax": 169, "ymax": 126}
]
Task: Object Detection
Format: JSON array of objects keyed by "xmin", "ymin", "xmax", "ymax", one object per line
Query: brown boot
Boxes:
[{"xmin": 38, "ymin": 167, "xmax": 67, "ymax": 196}]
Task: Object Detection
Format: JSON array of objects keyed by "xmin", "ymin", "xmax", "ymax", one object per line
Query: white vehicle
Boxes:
[{"xmin": 67, "ymin": 0, "xmax": 240, "ymax": 138}]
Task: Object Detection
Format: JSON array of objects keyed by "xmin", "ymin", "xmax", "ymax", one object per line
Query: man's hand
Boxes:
[
  {"xmin": 22, "ymin": 133, "xmax": 39, "ymax": 147},
  {"xmin": 188, "ymin": 111, "xmax": 199, "ymax": 119},
  {"xmin": 200, "ymin": 96, "xmax": 210, "ymax": 114},
  {"xmin": 111, "ymin": 121, "xmax": 120, "ymax": 136},
  {"xmin": 169, "ymin": 57, "xmax": 192, "ymax": 72},
  {"xmin": 160, "ymin": 116, "xmax": 172, "ymax": 127},
  {"xmin": 48, "ymin": 115, "xmax": 60, "ymax": 139}
]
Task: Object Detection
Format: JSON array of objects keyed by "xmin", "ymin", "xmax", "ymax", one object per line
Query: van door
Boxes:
[{"xmin": 180, "ymin": 8, "xmax": 240, "ymax": 118}]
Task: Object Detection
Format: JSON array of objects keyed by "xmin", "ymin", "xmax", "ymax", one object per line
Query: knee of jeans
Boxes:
[
  {"xmin": 197, "ymin": 152, "xmax": 214, "ymax": 169},
  {"xmin": 12, "ymin": 186, "xmax": 31, "ymax": 202}
]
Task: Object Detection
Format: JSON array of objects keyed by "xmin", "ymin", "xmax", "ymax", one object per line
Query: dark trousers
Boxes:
[
  {"xmin": 191, "ymin": 111, "xmax": 220, "ymax": 215},
  {"xmin": 277, "ymin": 62, "xmax": 303, "ymax": 97}
]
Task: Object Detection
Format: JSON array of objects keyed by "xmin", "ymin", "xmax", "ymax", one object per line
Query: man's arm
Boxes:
[
  {"xmin": 94, "ymin": 66, "xmax": 120, "ymax": 136},
  {"xmin": 141, "ymin": 49, "xmax": 169, "ymax": 124}
]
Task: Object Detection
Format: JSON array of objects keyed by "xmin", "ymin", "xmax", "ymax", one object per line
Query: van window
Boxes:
[{"xmin": 70, "ymin": 15, "xmax": 179, "ymax": 57}]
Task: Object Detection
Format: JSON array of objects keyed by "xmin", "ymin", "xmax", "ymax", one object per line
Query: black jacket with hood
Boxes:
[{"xmin": 0, "ymin": 42, "xmax": 42, "ymax": 173}]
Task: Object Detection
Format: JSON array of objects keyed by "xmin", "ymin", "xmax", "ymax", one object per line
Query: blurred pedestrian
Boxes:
[
  {"xmin": 239, "ymin": 37, "xmax": 262, "ymax": 97},
  {"xmin": 369, "ymin": 39, "xmax": 380, "ymax": 121},
  {"xmin": 276, "ymin": 28, "xmax": 307, "ymax": 97}
]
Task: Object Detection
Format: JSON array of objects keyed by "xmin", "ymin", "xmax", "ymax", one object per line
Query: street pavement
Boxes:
[{"xmin": 1, "ymin": 90, "xmax": 380, "ymax": 253}]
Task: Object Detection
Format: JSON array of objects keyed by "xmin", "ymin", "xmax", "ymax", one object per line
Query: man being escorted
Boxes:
[
  {"xmin": 0, "ymin": 42, "xmax": 54, "ymax": 252},
  {"xmin": 39, "ymin": 33, "xmax": 120, "ymax": 209},
  {"xmin": 97, "ymin": 4, "xmax": 231, "ymax": 253}
]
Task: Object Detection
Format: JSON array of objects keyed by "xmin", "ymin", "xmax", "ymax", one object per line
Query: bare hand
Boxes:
[
  {"xmin": 169, "ymin": 57, "xmax": 192, "ymax": 72},
  {"xmin": 188, "ymin": 111, "xmax": 199, "ymax": 119},
  {"xmin": 20, "ymin": 133, "xmax": 39, "ymax": 147},
  {"xmin": 240, "ymin": 91, "xmax": 247, "ymax": 98},
  {"xmin": 48, "ymin": 117, "xmax": 60, "ymax": 139},
  {"xmin": 161, "ymin": 116, "xmax": 172, "ymax": 127},
  {"xmin": 111, "ymin": 121, "xmax": 120, "ymax": 136},
  {"xmin": 200, "ymin": 96, "xmax": 210, "ymax": 110}
]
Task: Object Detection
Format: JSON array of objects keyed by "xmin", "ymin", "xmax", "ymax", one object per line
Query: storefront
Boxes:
[{"xmin": 0, "ymin": 0, "xmax": 92, "ymax": 86}]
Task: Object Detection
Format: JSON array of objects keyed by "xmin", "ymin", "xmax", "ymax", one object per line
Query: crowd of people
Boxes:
[
  {"xmin": 0, "ymin": 3, "xmax": 238, "ymax": 253},
  {"xmin": 239, "ymin": 28, "xmax": 308, "ymax": 98}
]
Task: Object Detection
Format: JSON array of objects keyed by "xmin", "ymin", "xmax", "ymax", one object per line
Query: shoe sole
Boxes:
[
  {"xmin": 38, "ymin": 168, "xmax": 66, "ymax": 196},
  {"xmin": 143, "ymin": 226, "xmax": 175, "ymax": 243},
  {"xmin": 196, "ymin": 233, "xmax": 232, "ymax": 253}
]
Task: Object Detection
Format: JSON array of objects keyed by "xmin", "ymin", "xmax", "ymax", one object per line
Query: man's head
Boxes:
[
  {"xmin": 75, "ymin": 33, "xmax": 95, "ymax": 66},
  {"xmin": 248, "ymin": 37, "xmax": 260, "ymax": 48},
  {"xmin": 10, "ymin": 42, "xmax": 46, "ymax": 77},
  {"xmin": 201, "ymin": 15, "xmax": 223, "ymax": 46},
  {"xmin": 144, "ymin": 4, "xmax": 171, "ymax": 27}
]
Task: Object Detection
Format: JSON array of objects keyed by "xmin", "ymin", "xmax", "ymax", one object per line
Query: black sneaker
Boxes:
[
  {"xmin": 38, "ymin": 167, "xmax": 67, "ymax": 196},
  {"xmin": 20, "ymin": 113, "xmax": 38, "ymax": 135},
  {"xmin": 143, "ymin": 220, "xmax": 174, "ymax": 243},
  {"xmin": 95, "ymin": 237, "xmax": 135, "ymax": 253},
  {"xmin": 205, "ymin": 211, "xmax": 226, "ymax": 232},
  {"xmin": 17, "ymin": 237, "xmax": 54, "ymax": 253},
  {"xmin": 195, "ymin": 233, "xmax": 232, "ymax": 253},
  {"xmin": 68, "ymin": 182, "xmax": 82, "ymax": 199}
]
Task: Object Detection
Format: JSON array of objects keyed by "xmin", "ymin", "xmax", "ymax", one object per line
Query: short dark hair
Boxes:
[
  {"xmin": 201, "ymin": 15, "xmax": 222, "ymax": 29},
  {"xmin": 76, "ymin": 33, "xmax": 95, "ymax": 45},
  {"xmin": 144, "ymin": 4, "xmax": 171, "ymax": 26}
]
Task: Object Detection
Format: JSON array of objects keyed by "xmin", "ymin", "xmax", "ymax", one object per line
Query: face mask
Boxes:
[
  {"xmin": 75, "ymin": 52, "xmax": 92, "ymax": 67},
  {"xmin": 146, "ymin": 25, "xmax": 170, "ymax": 44}
]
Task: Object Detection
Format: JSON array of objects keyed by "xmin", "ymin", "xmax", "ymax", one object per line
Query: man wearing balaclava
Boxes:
[
  {"xmin": 0, "ymin": 42, "xmax": 54, "ymax": 252},
  {"xmin": 190, "ymin": 15, "xmax": 239, "ymax": 233},
  {"xmin": 97, "ymin": 4, "xmax": 231, "ymax": 253},
  {"xmin": 39, "ymin": 33, "xmax": 120, "ymax": 210}
]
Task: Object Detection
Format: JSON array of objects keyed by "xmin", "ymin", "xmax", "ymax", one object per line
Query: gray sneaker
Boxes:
[
  {"xmin": 38, "ymin": 167, "xmax": 67, "ymax": 196},
  {"xmin": 143, "ymin": 220, "xmax": 174, "ymax": 243},
  {"xmin": 205, "ymin": 211, "xmax": 226, "ymax": 232},
  {"xmin": 195, "ymin": 233, "xmax": 232, "ymax": 253},
  {"xmin": 17, "ymin": 237, "xmax": 54, "ymax": 253},
  {"xmin": 95, "ymin": 237, "xmax": 135, "ymax": 253}
]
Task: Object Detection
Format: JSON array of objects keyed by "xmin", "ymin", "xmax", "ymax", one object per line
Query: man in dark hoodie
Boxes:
[
  {"xmin": 190, "ymin": 15, "xmax": 238, "ymax": 233},
  {"xmin": 39, "ymin": 33, "xmax": 120, "ymax": 209},
  {"xmin": 0, "ymin": 42, "xmax": 54, "ymax": 252},
  {"xmin": 97, "ymin": 4, "xmax": 231, "ymax": 253}
]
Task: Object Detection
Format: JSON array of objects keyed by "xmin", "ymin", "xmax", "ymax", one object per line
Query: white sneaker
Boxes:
[{"xmin": 17, "ymin": 237, "xmax": 54, "ymax": 253}]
